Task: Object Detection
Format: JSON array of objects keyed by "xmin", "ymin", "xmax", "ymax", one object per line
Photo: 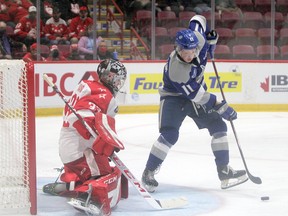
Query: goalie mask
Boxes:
[{"xmin": 97, "ymin": 59, "xmax": 127, "ymax": 95}]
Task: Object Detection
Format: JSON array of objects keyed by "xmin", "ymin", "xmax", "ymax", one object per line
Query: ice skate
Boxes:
[
  {"xmin": 42, "ymin": 182, "xmax": 67, "ymax": 196},
  {"xmin": 141, "ymin": 168, "xmax": 159, "ymax": 193},
  {"xmin": 68, "ymin": 184, "xmax": 108, "ymax": 216},
  {"xmin": 217, "ymin": 165, "xmax": 248, "ymax": 189},
  {"xmin": 68, "ymin": 197, "xmax": 103, "ymax": 216},
  {"xmin": 68, "ymin": 192, "xmax": 104, "ymax": 216}
]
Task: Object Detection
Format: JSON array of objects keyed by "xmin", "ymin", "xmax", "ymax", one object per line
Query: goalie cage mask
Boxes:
[{"xmin": 97, "ymin": 59, "xmax": 127, "ymax": 95}]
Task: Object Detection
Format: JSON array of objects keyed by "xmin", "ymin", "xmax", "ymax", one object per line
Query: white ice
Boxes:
[{"xmin": 33, "ymin": 112, "xmax": 288, "ymax": 216}]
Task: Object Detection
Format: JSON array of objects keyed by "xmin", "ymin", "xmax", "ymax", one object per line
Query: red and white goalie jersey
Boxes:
[{"xmin": 59, "ymin": 79, "xmax": 118, "ymax": 167}]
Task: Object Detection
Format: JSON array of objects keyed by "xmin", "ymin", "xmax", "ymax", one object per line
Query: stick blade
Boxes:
[
  {"xmin": 248, "ymin": 174, "xmax": 262, "ymax": 184},
  {"xmin": 156, "ymin": 196, "xmax": 188, "ymax": 209}
]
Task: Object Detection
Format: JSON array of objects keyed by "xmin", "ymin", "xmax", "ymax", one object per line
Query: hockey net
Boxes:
[{"xmin": 0, "ymin": 60, "xmax": 36, "ymax": 215}]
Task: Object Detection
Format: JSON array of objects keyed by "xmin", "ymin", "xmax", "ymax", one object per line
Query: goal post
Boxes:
[{"xmin": 0, "ymin": 60, "xmax": 37, "ymax": 215}]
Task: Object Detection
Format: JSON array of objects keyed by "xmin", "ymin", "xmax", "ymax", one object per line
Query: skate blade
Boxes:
[
  {"xmin": 221, "ymin": 175, "xmax": 249, "ymax": 189},
  {"xmin": 142, "ymin": 183, "xmax": 157, "ymax": 193},
  {"xmin": 68, "ymin": 198, "xmax": 102, "ymax": 215}
]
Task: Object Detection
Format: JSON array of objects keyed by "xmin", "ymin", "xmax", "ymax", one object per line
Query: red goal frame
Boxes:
[{"xmin": 26, "ymin": 62, "xmax": 37, "ymax": 215}]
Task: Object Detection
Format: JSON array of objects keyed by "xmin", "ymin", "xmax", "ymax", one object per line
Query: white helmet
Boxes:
[{"xmin": 97, "ymin": 59, "xmax": 127, "ymax": 95}]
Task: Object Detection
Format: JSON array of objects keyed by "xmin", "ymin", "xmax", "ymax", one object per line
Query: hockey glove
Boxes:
[
  {"xmin": 214, "ymin": 101, "xmax": 237, "ymax": 121},
  {"xmin": 93, "ymin": 136, "xmax": 119, "ymax": 157},
  {"xmin": 93, "ymin": 113, "xmax": 124, "ymax": 157},
  {"xmin": 206, "ymin": 30, "xmax": 218, "ymax": 59},
  {"xmin": 206, "ymin": 30, "xmax": 219, "ymax": 45}
]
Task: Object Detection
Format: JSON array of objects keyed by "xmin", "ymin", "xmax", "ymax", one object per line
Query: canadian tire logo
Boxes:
[{"xmin": 260, "ymin": 75, "xmax": 288, "ymax": 92}]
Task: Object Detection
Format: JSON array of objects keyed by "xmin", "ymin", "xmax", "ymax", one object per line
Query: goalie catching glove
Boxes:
[
  {"xmin": 206, "ymin": 30, "xmax": 218, "ymax": 59},
  {"xmin": 93, "ymin": 112, "xmax": 124, "ymax": 157},
  {"xmin": 73, "ymin": 112, "xmax": 124, "ymax": 157}
]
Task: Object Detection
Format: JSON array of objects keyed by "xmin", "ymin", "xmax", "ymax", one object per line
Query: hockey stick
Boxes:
[
  {"xmin": 210, "ymin": 60, "xmax": 262, "ymax": 185},
  {"xmin": 43, "ymin": 74, "xmax": 188, "ymax": 210}
]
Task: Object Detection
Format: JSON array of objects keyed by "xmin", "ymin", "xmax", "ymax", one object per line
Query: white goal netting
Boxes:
[{"xmin": 0, "ymin": 60, "xmax": 36, "ymax": 215}]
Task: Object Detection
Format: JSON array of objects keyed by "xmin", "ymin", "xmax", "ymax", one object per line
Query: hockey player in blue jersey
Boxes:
[{"xmin": 141, "ymin": 15, "xmax": 248, "ymax": 191}]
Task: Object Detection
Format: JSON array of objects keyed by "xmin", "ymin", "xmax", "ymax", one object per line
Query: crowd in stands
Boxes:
[
  {"xmin": 0, "ymin": 0, "xmax": 287, "ymax": 60},
  {"xmin": 0, "ymin": 0, "xmax": 115, "ymax": 61}
]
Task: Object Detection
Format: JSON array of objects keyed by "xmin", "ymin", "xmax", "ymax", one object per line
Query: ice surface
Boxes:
[{"xmin": 33, "ymin": 112, "xmax": 288, "ymax": 216}]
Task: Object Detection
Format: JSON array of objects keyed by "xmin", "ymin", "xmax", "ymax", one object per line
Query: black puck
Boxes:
[{"xmin": 261, "ymin": 196, "xmax": 269, "ymax": 201}]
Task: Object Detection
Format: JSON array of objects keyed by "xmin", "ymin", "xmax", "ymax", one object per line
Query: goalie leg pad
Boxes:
[
  {"xmin": 73, "ymin": 167, "xmax": 122, "ymax": 215},
  {"xmin": 63, "ymin": 156, "xmax": 92, "ymax": 183},
  {"xmin": 60, "ymin": 165, "xmax": 80, "ymax": 189},
  {"xmin": 62, "ymin": 149, "xmax": 113, "ymax": 184}
]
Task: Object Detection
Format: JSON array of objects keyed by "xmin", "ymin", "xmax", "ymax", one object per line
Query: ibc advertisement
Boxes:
[{"xmin": 34, "ymin": 61, "xmax": 288, "ymax": 110}]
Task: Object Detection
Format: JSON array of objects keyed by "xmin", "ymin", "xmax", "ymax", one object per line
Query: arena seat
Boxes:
[{"xmin": 232, "ymin": 45, "xmax": 256, "ymax": 59}]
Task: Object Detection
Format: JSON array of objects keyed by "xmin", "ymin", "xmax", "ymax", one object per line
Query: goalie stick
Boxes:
[
  {"xmin": 210, "ymin": 59, "xmax": 262, "ymax": 185},
  {"xmin": 43, "ymin": 74, "xmax": 188, "ymax": 210}
]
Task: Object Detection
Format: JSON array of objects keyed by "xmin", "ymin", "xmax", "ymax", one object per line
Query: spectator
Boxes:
[
  {"xmin": 216, "ymin": 0, "xmax": 242, "ymax": 17},
  {"xmin": 38, "ymin": 0, "xmax": 53, "ymax": 22},
  {"xmin": 14, "ymin": 6, "xmax": 48, "ymax": 49},
  {"xmin": 69, "ymin": 6, "xmax": 92, "ymax": 41},
  {"xmin": 46, "ymin": 44, "xmax": 67, "ymax": 61},
  {"xmin": 0, "ymin": 21, "xmax": 26, "ymax": 59},
  {"xmin": 67, "ymin": 0, "xmax": 89, "ymax": 22},
  {"xmin": 190, "ymin": 0, "xmax": 211, "ymax": 14},
  {"xmin": 51, "ymin": 0, "xmax": 71, "ymax": 22},
  {"xmin": 0, "ymin": 0, "xmax": 14, "ymax": 28},
  {"xmin": 23, "ymin": 43, "xmax": 46, "ymax": 62},
  {"xmin": 8, "ymin": 0, "xmax": 33, "ymax": 25},
  {"xmin": 70, "ymin": 36, "xmax": 78, "ymax": 45},
  {"xmin": 44, "ymin": 7, "xmax": 70, "ymax": 45},
  {"xmin": 67, "ymin": 43, "xmax": 81, "ymax": 60},
  {"xmin": 78, "ymin": 25, "xmax": 104, "ymax": 60},
  {"xmin": 66, "ymin": 36, "xmax": 80, "ymax": 60},
  {"xmin": 36, "ymin": 0, "xmax": 87, "ymax": 23},
  {"xmin": 96, "ymin": 40, "xmax": 115, "ymax": 60},
  {"xmin": 162, "ymin": 0, "xmax": 184, "ymax": 17}
]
